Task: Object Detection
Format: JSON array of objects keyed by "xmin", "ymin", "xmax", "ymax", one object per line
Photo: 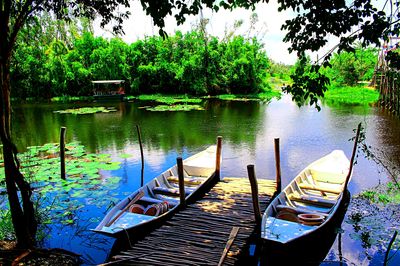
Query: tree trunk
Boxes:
[{"xmin": 1, "ymin": 54, "xmax": 37, "ymax": 248}]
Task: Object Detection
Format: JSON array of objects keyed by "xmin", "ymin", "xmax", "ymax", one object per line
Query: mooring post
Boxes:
[
  {"xmin": 177, "ymin": 157, "xmax": 186, "ymax": 207},
  {"xmin": 247, "ymin": 164, "xmax": 262, "ymax": 225},
  {"xmin": 274, "ymin": 138, "xmax": 282, "ymax": 195},
  {"xmin": 215, "ymin": 136, "xmax": 222, "ymax": 180},
  {"xmin": 136, "ymin": 125, "xmax": 145, "ymax": 187},
  {"xmin": 343, "ymin": 123, "xmax": 362, "ymax": 192},
  {"xmin": 60, "ymin": 127, "xmax": 66, "ymax": 180}
]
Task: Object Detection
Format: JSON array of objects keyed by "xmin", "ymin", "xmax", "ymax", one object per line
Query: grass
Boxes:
[
  {"xmin": 324, "ymin": 85, "xmax": 379, "ymax": 105},
  {"xmin": 0, "ymin": 210, "xmax": 14, "ymax": 240}
]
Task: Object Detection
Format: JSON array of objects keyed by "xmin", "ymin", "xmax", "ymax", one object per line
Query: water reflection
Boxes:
[{"xmin": 8, "ymin": 95, "xmax": 400, "ymax": 264}]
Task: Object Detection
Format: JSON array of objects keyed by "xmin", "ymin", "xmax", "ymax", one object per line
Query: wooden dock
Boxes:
[{"xmin": 105, "ymin": 177, "xmax": 276, "ymax": 266}]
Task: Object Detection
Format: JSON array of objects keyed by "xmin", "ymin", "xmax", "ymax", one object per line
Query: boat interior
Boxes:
[{"xmin": 268, "ymin": 168, "xmax": 346, "ymax": 226}]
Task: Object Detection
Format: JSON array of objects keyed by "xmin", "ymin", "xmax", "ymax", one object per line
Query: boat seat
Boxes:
[
  {"xmin": 289, "ymin": 193, "xmax": 336, "ymax": 208},
  {"xmin": 140, "ymin": 196, "xmax": 178, "ymax": 206},
  {"xmin": 276, "ymin": 204, "xmax": 330, "ymax": 216},
  {"xmin": 152, "ymin": 187, "xmax": 192, "ymax": 197},
  {"xmin": 298, "ymin": 183, "xmax": 342, "ymax": 194},
  {"xmin": 166, "ymin": 175, "xmax": 203, "ymax": 186}
]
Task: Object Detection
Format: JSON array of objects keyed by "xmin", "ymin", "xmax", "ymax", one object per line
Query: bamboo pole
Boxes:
[
  {"xmin": 343, "ymin": 123, "xmax": 362, "ymax": 192},
  {"xmin": 274, "ymin": 138, "xmax": 282, "ymax": 195},
  {"xmin": 177, "ymin": 157, "xmax": 186, "ymax": 206},
  {"xmin": 216, "ymin": 136, "xmax": 222, "ymax": 180},
  {"xmin": 247, "ymin": 164, "xmax": 262, "ymax": 224},
  {"xmin": 218, "ymin": 227, "xmax": 240, "ymax": 266},
  {"xmin": 60, "ymin": 127, "xmax": 66, "ymax": 180},
  {"xmin": 136, "ymin": 125, "xmax": 144, "ymax": 187}
]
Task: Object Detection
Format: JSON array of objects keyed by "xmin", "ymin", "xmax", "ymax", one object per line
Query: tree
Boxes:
[
  {"xmin": 325, "ymin": 47, "xmax": 378, "ymax": 86},
  {"xmin": 140, "ymin": 0, "xmax": 395, "ymax": 107},
  {"xmin": 0, "ymin": 0, "xmax": 130, "ymax": 248}
]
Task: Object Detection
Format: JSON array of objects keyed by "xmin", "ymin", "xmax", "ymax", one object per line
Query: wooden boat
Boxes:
[
  {"xmin": 261, "ymin": 150, "xmax": 352, "ymax": 246},
  {"xmin": 94, "ymin": 145, "xmax": 220, "ymax": 236}
]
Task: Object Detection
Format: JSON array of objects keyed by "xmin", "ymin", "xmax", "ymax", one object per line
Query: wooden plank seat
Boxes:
[
  {"xmin": 152, "ymin": 187, "xmax": 192, "ymax": 197},
  {"xmin": 139, "ymin": 196, "xmax": 178, "ymax": 207},
  {"xmin": 298, "ymin": 183, "xmax": 342, "ymax": 194},
  {"xmin": 288, "ymin": 193, "xmax": 336, "ymax": 208},
  {"xmin": 166, "ymin": 175, "xmax": 203, "ymax": 186},
  {"xmin": 276, "ymin": 204, "xmax": 330, "ymax": 217}
]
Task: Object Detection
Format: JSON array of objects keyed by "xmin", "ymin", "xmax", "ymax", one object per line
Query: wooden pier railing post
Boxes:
[
  {"xmin": 60, "ymin": 127, "xmax": 66, "ymax": 180},
  {"xmin": 274, "ymin": 138, "xmax": 282, "ymax": 195},
  {"xmin": 136, "ymin": 125, "xmax": 145, "ymax": 187},
  {"xmin": 247, "ymin": 164, "xmax": 262, "ymax": 224},
  {"xmin": 216, "ymin": 136, "xmax": 222, "ymax": 180},
  {"xmin": 177, "ymin": 157, "xmax": 186, "ymax": 207}
]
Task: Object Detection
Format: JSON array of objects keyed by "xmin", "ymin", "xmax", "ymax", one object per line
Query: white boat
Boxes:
[
  {"xmin": 94, "ymin": 145, "xmax": 220, "ymax": 236},
  {"xmin": 261, "ymin": 150, "xmax": 351, "ymax": 245}
]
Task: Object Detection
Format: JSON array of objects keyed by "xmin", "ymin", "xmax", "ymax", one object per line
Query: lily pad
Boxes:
[
  {"xmin": 146, "ymin": 104, "xmax": 204, "ymax": 112},
  {"xmin": 54, "ymin": 107, "xmax": 117, "ymax": 115}
]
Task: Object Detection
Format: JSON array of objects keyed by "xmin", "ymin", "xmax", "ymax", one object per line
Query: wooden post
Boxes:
[
  {"xmin": 215, "ymin": 136, "xmax": 222, "ymax": 180},
  {"xmin": 247, "ymin": 164, "xmax": 262, "ymax": 224},
  {"xmin": 177, "ymin": 157, "xmax": 186, "ymax": 206},
  {"xmin": 274, "ymin": 138, "xmax": 282, "ymax": 195},
  {"xmin": 136, "ymin": 125, "xmax": 144, "ymax": 187},
  {"xmin": 60, "ymin": 127, "xmax": 66, "ymax": 180},
  {"xmin": 343, "ymin": 123, "xmax": 362, "ymax": 192}
]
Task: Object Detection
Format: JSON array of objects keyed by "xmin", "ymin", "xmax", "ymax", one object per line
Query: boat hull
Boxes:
[
  {"xmin": 93, "ymin": 145, "xmax": 220, "ymax": 237},
  {"xmin": 261, "ymin": 190, "xmax": 350, "ymax": 265}
]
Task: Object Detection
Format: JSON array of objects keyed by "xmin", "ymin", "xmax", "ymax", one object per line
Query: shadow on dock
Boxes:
[{"xmin": 105, "ymin": 177, "xmax": 276, "ymax": 265}]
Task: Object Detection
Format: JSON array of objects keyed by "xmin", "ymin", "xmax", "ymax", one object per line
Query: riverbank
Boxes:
[{"xmin": 324, "ymin": 85, "xmax": 379, "ymax": 105}]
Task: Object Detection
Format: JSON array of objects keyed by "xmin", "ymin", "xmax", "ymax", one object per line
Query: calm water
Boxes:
[{"xmin": 9, "ymin": 95, "xmax": 400, "ymax": 265}]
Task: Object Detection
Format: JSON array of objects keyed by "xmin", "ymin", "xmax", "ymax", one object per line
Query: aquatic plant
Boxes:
[
  {"xmin": 324, "ymin": 85, "xmax": 379, "ymax": 105},
  {"xmin": 0, "ymin": 142, "xmax": 125, "ymax": 230},
  {"xmin": 146, "ymin": 104, "xmax": 204, "ymax": 111},
  {"xmin": 53, "ymin": 107, "xmax": 117, "ymax": 115}
]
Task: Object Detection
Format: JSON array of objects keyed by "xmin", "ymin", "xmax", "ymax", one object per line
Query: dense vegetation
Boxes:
[
  {"xmin": 11, "ymin": 24, "xmax": 271, "ymax": 99},
  {"xmin": 286, "ymin": 47, "xmax": 379, "ymax": 106}
]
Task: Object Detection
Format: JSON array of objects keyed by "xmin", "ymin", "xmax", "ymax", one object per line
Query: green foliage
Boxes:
[
  {"xmin": 285, "ymin": 55, "xmax": 329, "ymax": 110},
  {"xmin": 324, "ymin": 85, "xmax": 379, "ymax": 105},
  {"xmin": 324, "ymin": 47, "xmax": 378, "ymax": 86},
  {"xmin": 269, "ymin": 62, "xmax": 291, "ymax": 81},
  {"xmin": 0, "ymin": 210, "xmax": 14, "ymax": 240},
  {"xmin": 386, "ymin": 50, "xmax": 400, "ymax": 69},
  {"xmin": 11, "ymin": 24, "xmax": 271, "ymax": 99},
  {"xmin": 359, "ymin": 182, "xmax": 400, "ymax": 204}
]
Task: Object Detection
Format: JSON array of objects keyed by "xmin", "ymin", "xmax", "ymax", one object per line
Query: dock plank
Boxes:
[{"xmin": 108, "ymin": 177, "xmax": 276, "ymax": 265}]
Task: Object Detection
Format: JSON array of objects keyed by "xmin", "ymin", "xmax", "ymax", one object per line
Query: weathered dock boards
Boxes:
[{"xmin": 106, "ymin": 177, "xmax": 276, "ymax": 266}]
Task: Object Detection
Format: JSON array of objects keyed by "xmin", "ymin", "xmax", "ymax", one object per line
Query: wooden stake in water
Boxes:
[
  {"xmin": 343, "ymin": 123, "xmax": 362, "ymax": 192},
  {"xmin": 177, "ymin": 157, "xmax": 186, "ymax": 207},
  {"xmin": 136, "ymin": 125, "xmax": 144, "ymax": 187},
  {"xmin": 215, "ymin": 136, "xmax": 222, "ymax": 180},
  {"xmin": 247, "ymin": 164, "xmax": 262, "ymax": 225},
  {"xmin": 274, "ymin": 138, "xmax": 282, "ymax": 195},
  {"xmin": 60, "ymin": 127, "xmax": 66, "ymax": 180}
]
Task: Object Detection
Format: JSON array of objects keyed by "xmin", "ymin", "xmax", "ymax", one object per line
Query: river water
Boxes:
[{"xmin": 9, "ymin": 95, "xmax": 400, "ymax": 265}]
